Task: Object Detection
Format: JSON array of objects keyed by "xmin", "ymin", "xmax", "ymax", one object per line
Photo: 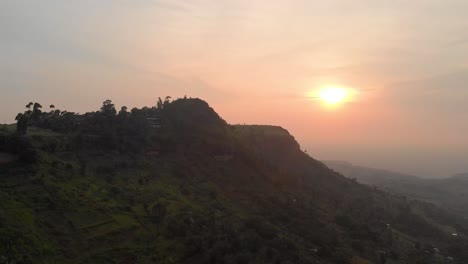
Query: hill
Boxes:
[
  {"xmin": 325, "ymin": 161, "xmax": 468, "ymax": 216},
  {"xmin": 1, "ymin": 98, "xmax": 467, "ymax": 264}
]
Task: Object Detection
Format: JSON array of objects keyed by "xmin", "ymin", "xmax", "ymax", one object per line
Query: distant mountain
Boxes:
[
  {"xmin": 450, "ymin": 173, "xmax": 468, "ymax": 181},
  {"xmin": 1, "ymin": 98, "xmax": 467, "ymax": 264},
  {"xmin": 324, "ymin": 160, "xmax": 421, "ymax": 183},
  {"xmin": 325, "ymin": 160, "xmax": 468, "ymax": 215}
]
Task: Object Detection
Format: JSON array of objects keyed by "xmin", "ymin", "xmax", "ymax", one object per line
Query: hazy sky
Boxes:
[{"xmin": 2, "ymin": 0, "xmax": 468, "ymax": 177}]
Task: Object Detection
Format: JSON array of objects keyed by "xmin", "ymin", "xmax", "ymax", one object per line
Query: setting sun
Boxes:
[
  {"xmin": 319, "ymin": 87, "xmax": 348, "ymax": 105},
  {"xmin": 3, "ymin": 2, "xmax": 468, "ymax": 263}
]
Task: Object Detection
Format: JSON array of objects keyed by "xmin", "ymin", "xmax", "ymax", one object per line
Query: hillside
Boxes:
[
  {"xmin": 1, "ymin": 98, "xmax": 467, "ymax": 264},
  {"xmin": 325, "ymin": 161, "xmax": 468, "ymax": 216}
]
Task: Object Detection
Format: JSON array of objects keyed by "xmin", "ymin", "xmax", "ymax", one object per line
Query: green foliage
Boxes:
[
  {"xmin": 1, "ymin": 98, "xmax": 467, "ymax": 264},
  {"xmin": 15, "ymin": 113, "xmax": 28, "ymax": 134},
  {"xmin": 0, "ymin": 134, "xmax": 38, "ymax": 164}
]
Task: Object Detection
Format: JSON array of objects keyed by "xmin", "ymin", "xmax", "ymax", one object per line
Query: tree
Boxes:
[
  {"xmin": 119, "ymin": 106, "xmax": 128, "ymax": 113},
  {"xmin": 32, "ymin": 102, "xmax": 43, "ymax": 121},
  {"xmin": 33, "ymin": 102, "xmax": 42, "ymax": 110},
  {"xmin": 26, "ymin": 102, "xmax": 33, "ymax": 109},
  {"xmin": 163, "ymin": 96, "xmax": 172, "ymax": 108},
  {"xmin": 118, "ymin": 106, "xmax": 129, "ymax": 118},
  {"xmin": 50, "ymin": 104, "xmax": 55, "ymax": 109},
  {"xmin": 100, "ymin": 100, "xmax": 117, "ymax": 117},
  {"xmin": 15, "ymin": 113, "xmax": 28, "ymax": 134},
  {"xmin": 157, "ymin": 97, "xmax": 164, "ymax": 110}
]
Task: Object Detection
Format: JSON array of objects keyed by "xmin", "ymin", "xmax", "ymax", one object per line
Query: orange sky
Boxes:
[{"xmin": 2, "ymin": 0, "xmax": 468, "ymax": 177}]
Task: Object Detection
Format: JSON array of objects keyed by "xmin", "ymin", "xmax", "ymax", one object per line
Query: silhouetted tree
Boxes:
[
  {"xmin": 32, "ymin": 102, "xmax": 42, "ymax": 121},
  {"xmin": 118, "ymin": 106, "xmax": 128, "ymax": 117},
  {"xmin": 100, "ymin": 100, "xmax": 116, "ymax": 117},
  {"xmin": 33, "ymin": 102, "xmax": 42, "ymax": 110},
  {"xmin": 163, "ymin": 96, "xmax": 172, "ymax": 108},
  {"xmin": 157, "ymin": 97, "xmax": 164, "ymax": 110},
  {"xmin": 15, "ymin": 113, "xmax": 28, "ymax": 134}
]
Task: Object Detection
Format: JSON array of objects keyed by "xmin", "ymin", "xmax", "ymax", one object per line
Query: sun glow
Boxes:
[{"xmin": 319, "ymin": 87, "xmax": 348, "ymax": 105}]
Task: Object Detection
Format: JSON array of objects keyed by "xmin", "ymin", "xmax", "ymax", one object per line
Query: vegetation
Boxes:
[
  {"xmin": 0, "ymin": 98, "xmax": 467, "ymax": 264},
  {"xmin": 326, "ymin": 161, "xmax": 468, "ymax": 215}
]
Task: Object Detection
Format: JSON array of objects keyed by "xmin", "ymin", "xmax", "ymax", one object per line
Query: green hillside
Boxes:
[{"xmin": 1, "ymin": 98, "xmax": 467, "ymax": 264}]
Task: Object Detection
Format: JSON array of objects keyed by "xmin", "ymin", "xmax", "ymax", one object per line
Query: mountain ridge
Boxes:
[{"xmin": 1, "ymin": 98, "xmax": 467, "ymax": 264}]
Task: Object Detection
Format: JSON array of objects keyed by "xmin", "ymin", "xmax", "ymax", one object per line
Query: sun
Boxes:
[{"xmin": 319, "ymin": 87, "xmax": 348, "ymax": 105}]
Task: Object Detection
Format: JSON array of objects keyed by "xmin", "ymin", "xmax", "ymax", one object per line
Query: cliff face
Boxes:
[
  {"xmin": 232, "ymin": 125, "xmax": 352, "ymax": 191},
  {"xmin": 1, "ymin": 98, "xmax": 467, "ymax": 264}
]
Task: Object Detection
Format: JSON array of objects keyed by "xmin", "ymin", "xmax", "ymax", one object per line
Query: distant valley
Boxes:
[{"xmin": 325, "ymin": 161, "xmax": 468, "ymax": 216}]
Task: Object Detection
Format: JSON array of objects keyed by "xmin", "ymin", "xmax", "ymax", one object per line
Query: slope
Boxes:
[{"xmin": 0, "ymin": 98, "xmax": 467, "ymax": 264}]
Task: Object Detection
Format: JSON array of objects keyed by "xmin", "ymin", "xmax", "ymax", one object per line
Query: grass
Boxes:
[
  {"xmin": 66, "ymin": 211, "xmax": 113, "ymax": 229},
  {"xmin": 0, "ymin": 123, "xmax": 16, "ymax": 133}
]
